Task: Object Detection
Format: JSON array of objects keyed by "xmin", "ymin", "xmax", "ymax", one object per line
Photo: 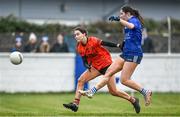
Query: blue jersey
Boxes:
[{"xmin": 122, "ymin": 16, "xmax": 143, "ymax": 56}]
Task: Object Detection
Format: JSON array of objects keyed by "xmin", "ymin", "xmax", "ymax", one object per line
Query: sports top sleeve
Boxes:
[
  {"xmin": 91, "ymin": 37, "xmax": 102, "ymax": 46},
  {"xmin": 91, "ymin": 36, "xmax": 121, "ymax": 48},
  {"xmin": 128, "ymin": 17, "xmax": 141, "ymax": 29},
  {"xmin": 101, "ymin": 41, "xmax": 121, "ymax": 48}
]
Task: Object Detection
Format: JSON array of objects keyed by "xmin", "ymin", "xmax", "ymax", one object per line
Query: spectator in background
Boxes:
[
  {"xmin": 11, "ymin": 36, "xmax": 23, "ymax": 52},
  {"xmin": 39, "ymin": 36, "xmax": 50, "ymax": 53},
  {"xmin": 141, "ymin": 28, "xmax": 154, "ymax": 53},
  {"xmin": 50, "ymin": 33, "xmax": 69, "ymax": 53},
  {"xmin": 23, "ymin": 33, "xmax": 38, "ymax": 52}
]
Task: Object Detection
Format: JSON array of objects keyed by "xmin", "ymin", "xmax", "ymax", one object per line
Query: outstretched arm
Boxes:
[
  {"xmin": 101, "ymin": 41, "xmax": 121, "ymax": 48},
  {"xmin": 109, "ymin": 16, "xmax": 134, "ymax": 29},
  {"xmin": 101, "ymin": 40, "xmax": 124, "ymax": 51}
]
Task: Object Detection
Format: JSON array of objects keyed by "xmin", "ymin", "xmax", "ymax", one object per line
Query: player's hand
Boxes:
[
  {"xmin": 117, "ymin": 44, "xmax": 122, "ymax": 48},
  {"xmin": 109, "ymin": 16, "xmax": 120, "ymax": 22},
  {"xmin": 117, "ymin": 43, "xmax": 123, "ymax": 51}
]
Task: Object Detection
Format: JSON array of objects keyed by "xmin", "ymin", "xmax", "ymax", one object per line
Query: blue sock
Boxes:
[
  {"xmin": 140, "ymin": 88, "xmax": 147, "ymax": 97},
  {"xmin": 90, "ymin": 87, "xmax": 97, "ymax": 95}
]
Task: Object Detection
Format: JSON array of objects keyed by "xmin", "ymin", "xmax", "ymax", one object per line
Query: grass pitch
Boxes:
[{"xmin": 0, "ymin": 92, "xmax": 180, "ymax": 116}]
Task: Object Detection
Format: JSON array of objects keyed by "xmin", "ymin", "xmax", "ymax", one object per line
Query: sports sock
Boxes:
[
  {"xmin": 73, "ymin": 98, "xmax": 80, "ymax": 105},
  {"xmin": 140, "ymin": 88, "xmax": 147, "ymax": 97},
  {"xmin": 90, "ymin": 87, "xmax": 97, "ymax": 95}
]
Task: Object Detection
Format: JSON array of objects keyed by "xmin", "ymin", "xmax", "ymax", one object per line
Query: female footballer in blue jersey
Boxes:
[{"xmin": 79, "ymin": 6, "xmax": 152, "ymax": 106}]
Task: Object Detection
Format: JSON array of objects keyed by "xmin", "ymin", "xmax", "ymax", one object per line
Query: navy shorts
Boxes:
[{"xmin": 120, "ymin": 54, "xmax": 143, "ymax": 64}]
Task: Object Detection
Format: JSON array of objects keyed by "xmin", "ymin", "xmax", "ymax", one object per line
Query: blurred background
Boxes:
[
  {"xmin": 0, "ymin": 0, "xmax": 180, "ymax": 93},
  {"xmin": 0, "ymin": 0, "xmax": 180, "ymax": 53}
]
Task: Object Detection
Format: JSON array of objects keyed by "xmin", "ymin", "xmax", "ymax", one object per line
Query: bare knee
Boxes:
[
  {"xmin": 120, "ymin": 78, "xmax": 129, "ymax": 86},
  {"xmin": 78, "ymin": 77, "xmax": 86, "ymax": 86},
  {"xmin": 109, "ymin": 89, "xmax": 118, "ymax": 96}
]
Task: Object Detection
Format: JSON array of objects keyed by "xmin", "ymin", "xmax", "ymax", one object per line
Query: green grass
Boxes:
[{"xmin": 0, "ymin": 92, "xmax": 180, "ymax": 116}]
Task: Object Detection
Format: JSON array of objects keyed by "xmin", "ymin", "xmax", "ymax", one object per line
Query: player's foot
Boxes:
[
  {"xmin": 78, "ymin": 90, "xmax": 93, "ymax": 98},
  {"xmin": 63, "ymin": 102, "xmax": 78, "ymax": 112},
  {"xmin": 132, "ymin": 97, "xmax": 140, "ymax": 114},
  {"xmin": 144, "ymin": 90, "xmax": 152, "ymax": 106}
]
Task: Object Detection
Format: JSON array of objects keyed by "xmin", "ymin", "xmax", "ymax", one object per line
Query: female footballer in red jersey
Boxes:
[
  {"xmin": 63, "ymin": 27, "xmax": 140, "ymax": 113},
  {"xmin": 79, "ymin": 6, "xmax": 152, "ymax": 107}
]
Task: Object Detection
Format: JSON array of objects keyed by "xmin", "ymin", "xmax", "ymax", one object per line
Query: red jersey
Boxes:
[{"xmin": 77, "ymin": 36, "xmax": 112, "ymax": 70}]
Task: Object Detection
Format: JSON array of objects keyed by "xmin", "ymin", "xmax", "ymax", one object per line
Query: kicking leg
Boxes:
[
  {"xmin": 95, "ymin": 57, "xmax": 124, "ymax": 90},
  {"xmin": 79, "ymin": 57, "xmax": 125, "ymax": 98},
  {"xmin": 63, "ymin": 67, "xmax": 101, "ymax": 112}
]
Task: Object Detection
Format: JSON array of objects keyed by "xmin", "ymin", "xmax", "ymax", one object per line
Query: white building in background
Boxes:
[{"xmin": 0, "ymin": 0, "xmax": 179, "ymax": 25}]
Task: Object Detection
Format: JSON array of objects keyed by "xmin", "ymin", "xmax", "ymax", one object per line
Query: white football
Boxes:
[{"xmin": 10, "ymin": 51, "xmax": 23, "ymax": 65}]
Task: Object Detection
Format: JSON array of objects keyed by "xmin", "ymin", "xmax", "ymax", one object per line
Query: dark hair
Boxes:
[
  {"xmin": 74, "ymin": 27, "xmax": 88, "ymax": 36},
  {"xmin": 121, "ymin": 6, "xmax": 144, "ymax": 26}
]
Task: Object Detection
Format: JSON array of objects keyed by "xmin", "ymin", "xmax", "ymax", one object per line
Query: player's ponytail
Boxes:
[
  {"xmin": 133, "ymin": 9, "xmax": 144, "ymax": 26},
  {"xmin": 122, "ymin": 6, "xmax": 144, "ymax": 26}
]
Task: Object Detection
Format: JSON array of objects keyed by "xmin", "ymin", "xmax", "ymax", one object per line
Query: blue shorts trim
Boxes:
[{"xmin": 120, "ymin": 54, "xmax": 143, "ymax": 64}]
